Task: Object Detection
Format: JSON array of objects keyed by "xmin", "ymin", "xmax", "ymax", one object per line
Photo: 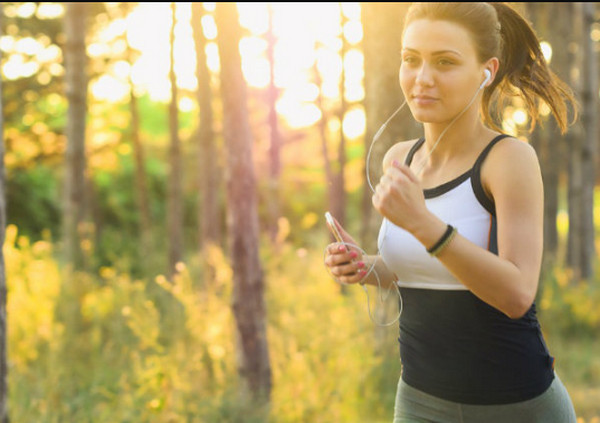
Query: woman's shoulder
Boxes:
[
  {"xmin": 485, "ymin": 135, "xmax": 539, "ymax": 169},
  {"xmin": 382, "ymin": 138, "xmax": 422, "ymax": 171},
  {"xmin": 481, "ymin": 135, "xmax": 542, "ymax": 196}
]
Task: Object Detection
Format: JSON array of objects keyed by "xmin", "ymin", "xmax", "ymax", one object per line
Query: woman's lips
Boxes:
[{"xmin": 412, "ymin": 94, "xmax": 439, "ymax": 106}]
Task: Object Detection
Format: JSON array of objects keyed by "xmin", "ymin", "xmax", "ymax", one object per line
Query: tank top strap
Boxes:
[
  {"xmin": 404, "ymin": 137, "xmax": 426, "ymax": 166},
  {"xmin": 471, "ymin": 134, "xmax": 512, "ymax": 215}
]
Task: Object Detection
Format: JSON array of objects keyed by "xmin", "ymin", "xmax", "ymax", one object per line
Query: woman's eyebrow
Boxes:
[{"xmin": 402, "ymin": 47, "xmax": 463, "ymax": 57}]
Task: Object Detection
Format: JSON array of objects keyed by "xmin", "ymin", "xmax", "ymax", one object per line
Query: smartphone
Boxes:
[{"xmin": 325, "ymin": 211, "xmax": 348, "ymax": 251}]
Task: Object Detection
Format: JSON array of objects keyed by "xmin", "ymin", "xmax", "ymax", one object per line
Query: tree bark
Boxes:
[
  {"xmin": 314, "ymin": 46, "xmax": 335, "ymax": 221},
  {"xmin": 191, "ymin": 3, "xmax": 221, "ymax": 254},
  {"xmin": 0, "ymin": 8, "xmax": 9, "ymax": 421},
  {"xmin": 215, "ymin": 3, "xmax": 272, "ymax": 403},
  {"xmin": 567, "ymin": 3, "xmax": 597, "ymax": 280},
  {"xmin": 128, "ymin": 50, "xmax": 152, "ymax": 263},
  {"xmin": 333, "ymin": 8, "xmax": 348, "ymax": 229},
  {"xmin": 168, "ymin": 2, "xmax": 184, "ymax": 278},
  {"xmin": 579, "ymin": 2, "xmax": 597, "ymax": 278},
  {"xmin": 540, "ymin": 3, "xmax": 570, "ymax": 260},
  {"xmin": 266, "ymin": 5, "xmax": 282, "ymax": 244},
  {"xmin": 526, "ymin": 3, "xmax": 567, "ymax": 282},
  {"xmin": 63, "ymin": 2, "xmax": 89, "ymax": 271}
]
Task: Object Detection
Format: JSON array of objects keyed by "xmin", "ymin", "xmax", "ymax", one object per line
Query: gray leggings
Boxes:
[{"xmin": 393, "ymin": 374, "xmax": 577, "ymax": 423}]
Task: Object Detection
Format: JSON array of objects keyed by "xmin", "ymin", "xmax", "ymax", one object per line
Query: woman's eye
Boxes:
[{"xmin": 437, "ymin": 59, "xmax": 454, "ymax": 66}]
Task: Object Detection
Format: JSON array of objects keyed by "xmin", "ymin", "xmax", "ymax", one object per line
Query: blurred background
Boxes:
[{"xmin": 1, "ymin": 2, "xmax": 599, "ymax": 422}]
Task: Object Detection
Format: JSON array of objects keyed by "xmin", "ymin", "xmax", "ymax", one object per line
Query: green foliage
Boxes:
[
  {"xmin": 6, "ymin": 227, "xmax": 403, "ymax": 422},
  {"xmin": 4, "ymin": 84, "xmax": 204, "ymax": 274},
  {"xmin": 539, "ymin": 265, "xmax": 600, "ymax": 337},
  {"xmin": 8, "ymin": 224, "xmax": 597, "ymax": 422},
  {"xmin": 6, "ymin": 165, "xmax": 61, "ymax": 240},
  {"xmin": 7, "ymin": 224, "xmax": 229, "ymax": 422},
  {"xmin": 135, "ymin": 93, "xmax": 197, "ymax": 139},
  {"xmin": 538, "ymin": 266, "xmax": 600, "ymax": 422},
  {"xmin": 91, "ymin": 146, "xmax": 203, "ymax": 276}
]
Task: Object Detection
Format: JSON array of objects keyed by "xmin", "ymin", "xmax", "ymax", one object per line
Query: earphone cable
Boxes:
[
  {"xmin": 323, "ymin": 241, "xmax": 403, "ymax": 327},
  {"xmin": 329, "ymin": 75, "xmax": 487, "ymax": 327}
]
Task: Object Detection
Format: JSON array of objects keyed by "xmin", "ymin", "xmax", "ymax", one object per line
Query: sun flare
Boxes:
[
  {"xmin": 3, "ymin": 2, "xmax": 365, "ymax": 136},
  {"xmin": 104, "ymin": 2, "xmax": 364, "ymax": 134}
]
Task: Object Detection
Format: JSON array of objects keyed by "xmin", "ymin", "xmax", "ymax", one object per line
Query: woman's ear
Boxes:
[{"xmin": 482, "ymin": 57, "xmax": 500, "ymax": 87}]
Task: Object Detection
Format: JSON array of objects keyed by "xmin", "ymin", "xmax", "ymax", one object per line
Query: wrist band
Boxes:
[{"xmin": 427, "ymin": 224, "xmax": 457, "ymax": 257}]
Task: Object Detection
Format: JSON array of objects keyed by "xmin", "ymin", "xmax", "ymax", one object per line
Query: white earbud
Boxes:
[{"xmin": 480, "ymin": 69, "xmax": 491, "ymax": 89}]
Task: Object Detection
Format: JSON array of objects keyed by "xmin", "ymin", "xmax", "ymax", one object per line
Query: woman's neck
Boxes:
[{"xmin": 421, "ymin": 112, "xmax": 491, "ymax": 166}]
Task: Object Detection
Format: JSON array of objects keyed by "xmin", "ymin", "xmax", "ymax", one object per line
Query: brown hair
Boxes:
[{"xmin": 403, "ymin": 2, "xmax": 578, "ymax": 133}]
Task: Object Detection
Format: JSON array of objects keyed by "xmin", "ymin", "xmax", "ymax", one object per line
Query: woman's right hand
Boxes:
[{"xmin": 323, "ymin": 218, "xmax": 367, "ymax": 285}]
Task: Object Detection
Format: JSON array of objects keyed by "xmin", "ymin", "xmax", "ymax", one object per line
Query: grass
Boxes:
[{"xmin": 3, "ymin": 224, "xmax": 600, "ymax": 422}]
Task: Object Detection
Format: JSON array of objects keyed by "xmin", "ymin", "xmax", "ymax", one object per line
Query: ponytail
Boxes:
[{"xmin": 483, "ymin": 3, "xmax": 577, "ymax": 134}]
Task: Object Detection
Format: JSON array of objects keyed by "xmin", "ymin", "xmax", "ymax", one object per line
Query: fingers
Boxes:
[
  {"xmin": 372, "ymin": 161, "xmax": 420, "ymax": 214},
  {"xmin": 392, "ymin": 160, "xmax": 418, "ymax": 183},
  {"xmin": 326, "ymin": 243, "xmax": 348, "ymax": 255},
  {"xmin": 381, "ymin": 163, "xmax": 414, "ymax": 187},
  {"xmin": 332, "ymin": 260, "xmax": 365, "ymax": 277},
  {"xmin": 336, "ymin": 271, "xmax": 367, "ymax": 285},
  {"xmin": 324, "ymin": 243, "xmax": 367, "ymax": 283},
  {"xmin": 329, "ymin": 260, "xmax": 367, "ymax": 284},
  {"xmin": 373, "ymin": 169, "xmax": 405, "ymax": 213},
  {"xmin": 325, "ymin": 243, "xmax": 359, "ymax": 264},
  {"xmin": 375, "ymin": 169, "xmax": 406, "ymax": 199}
]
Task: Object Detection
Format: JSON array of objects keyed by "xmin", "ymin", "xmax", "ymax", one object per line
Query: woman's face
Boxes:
[{"xmin": 400, "ymin": 19, "xmax": 487, "ymax": 124}]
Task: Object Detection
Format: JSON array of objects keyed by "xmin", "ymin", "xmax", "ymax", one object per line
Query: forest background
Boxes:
[{"xmin": 0, "ymin": 2, "xmax": 599, "ymax": 422}]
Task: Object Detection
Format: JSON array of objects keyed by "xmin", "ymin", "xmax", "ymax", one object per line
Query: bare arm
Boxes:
[{"xmin": 359, "ymin": 255, "xmax": 397, "ymax": 288}]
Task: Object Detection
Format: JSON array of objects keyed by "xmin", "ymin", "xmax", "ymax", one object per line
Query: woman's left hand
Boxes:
[{"xmin": 372, "ymin": 160, "xmax": 430, "ymax": 234}]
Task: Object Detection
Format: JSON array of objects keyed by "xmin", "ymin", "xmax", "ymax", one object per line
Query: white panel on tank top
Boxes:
[{"xmin": 378, "ymin": 177, "xmax": 492, "ymax": 290}]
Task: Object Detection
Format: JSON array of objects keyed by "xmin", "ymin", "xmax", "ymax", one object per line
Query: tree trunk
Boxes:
[
  {"xmin": 360, "ymin": 3, "xmax": 420, "ymax": 251},
  {"xmin": 567, "ymin": 3, "xmax": 597, "ymax": 280},
  {"xmin": 191, "ymin": 3, "xmax": 221, "ymax": 255},
  {"xmin": 579, "ymin": 2, "xmax": 597, "ymax": 279},
  {"xmin": 63, "ymin": 2, "xmax": 89, "ymax": 271},
  {"xmin": 333, "ymin": 8, "xmax": 348, "ymax": 229},
  {"xmin": 526, "ymin": 3, "xmax": 567, "ymax": 286},
  {"xmin": 266, "ymin": 5, "xmax": 282, "ymax": 244},
  {"xmin": 314, "ymin": 48, "xmax": 336, "ymax": 221},
  {"xmin": 314, "ymin": 48, "xmax": 347, "ymax": 296},
  {"xmin": 168, "ymin": 2, "xmax": 184, "ymax": 278},
  {"xmin": 128, "ymin": 51, "xmax": 152, "ymax": 263},
  {"xmin": 566, "ymin": 3, "xmax": 582, "ymax": 276},
  {"xmin": 540, "ymin": 3, "xmax": 570, "ymax": 260},
  {"xmin": 215, "ymin": 3, "xmax": 272, "ymax": 403},
  {"xmin": 0, "ymin": 8, "xmax": 9, "ymax": 420},
  {"xmin": 567, "ymin": 134, "xmax": 584, "ymax": 277}
]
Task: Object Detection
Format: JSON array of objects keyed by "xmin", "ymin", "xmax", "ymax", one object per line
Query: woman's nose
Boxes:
[{"xmin": 415, "ymin": 65, "xmax": 434, "ymax": 87}]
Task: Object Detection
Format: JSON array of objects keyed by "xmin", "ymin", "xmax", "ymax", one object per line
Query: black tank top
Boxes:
[{"xmin": 391, "ymin": 135, "xmax": 555, "ymax": 404}]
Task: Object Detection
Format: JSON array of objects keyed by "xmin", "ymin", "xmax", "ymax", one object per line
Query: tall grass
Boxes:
[
  {"xmin": 4, "ymin": 224, "xmax": 599, "ymax": 422},
  {"xmin": 538, "ymin": 265, "xmax": 600, "ymax": 422}
]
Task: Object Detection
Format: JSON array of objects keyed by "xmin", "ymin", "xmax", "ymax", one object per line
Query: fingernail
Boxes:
[
  {"xmin": 350, "ymin": 251, "xmax": 357, "ymax": 259},
  {"xmin": 357, "ymin": 261, "xmax": 365, "ymax": 268},
  {"xmin": 339, "ymin": 245, "xmax": 345, "ymax": 252},
  {"xmin": 359, "ymin": 270, "xmax": 367, "ymax": 276}
]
